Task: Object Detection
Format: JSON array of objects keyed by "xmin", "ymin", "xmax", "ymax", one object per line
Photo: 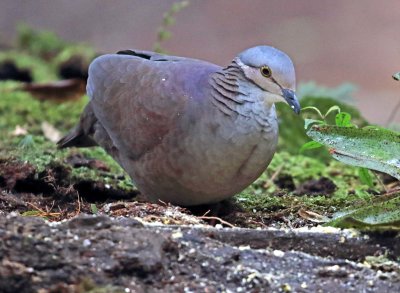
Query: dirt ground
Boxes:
[
  {"xmin": 0, "ymin": 159, "xmax": 399, "ymax": 292},
  {"xmin": 0, "ymin": 215, "xmax": 399, "ymax": 292}
]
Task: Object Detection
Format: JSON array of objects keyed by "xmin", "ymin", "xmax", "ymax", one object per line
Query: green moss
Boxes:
[
  {"xmin": 236, "ymin": 191, "xmax": 368, "ymax": 214},
  {"xmin": 0, "ymin": 88, "xmax": 127, "ymax": 189},
  {"xmin": 0, "ymin": 67, "xmax": 132, "ymax": 190},
  {"xmin": 0, "ymin": 52, "xmax": 57, "ymax": 81},
  {"xmin": 68, "ymin": 147, "xmax": 132, "ymax": 190},
  {"xmin": 4, "ymin": 133, "xmax": 131, "ymax": 190},
  {"xmin": 0, "ymin": 83, "xmax": 87, "ymax": 134},
  {"xmin": 79, "ymin": 148, "xmax": 124, "ymax": 175},
  {"xmin": 236, "ymin": 151, "xmax": 375, "ymax": 213}
]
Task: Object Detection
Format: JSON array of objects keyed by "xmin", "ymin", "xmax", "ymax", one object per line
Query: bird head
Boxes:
[{"xmin": 236, "ymin": 46, "xmax": 300, "ymax": 114}]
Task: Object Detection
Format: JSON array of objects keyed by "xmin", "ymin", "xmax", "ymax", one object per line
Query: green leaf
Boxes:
[
  {"xmin": 299, "ymin": 141, "xmax": 324, "ymax": 153},
  {"xmin": 307, "ymin": 125, "xmax": 400, "ymax": 180},
  {"xmin": 301, "ymin": 106, "xmax": 324, "ymax": 119},
  {"xmin": 335, "ymin": 112, "xmax": 352, "ymax": 127},
  {"xmin": 90, "ymin": 204, "xmax": 98, "ymax": 214},
  {"xmin": 326, "ymin": 196, "xmax": 400, "ymax": 231},
  {"xmin": 324, "ymin": 105, "xmax": 341, "ymax": 118},
  {"xmin": 358, "ymin": 167, "xmax": 374, "ymax": 187},
  {"xmin": 22, "ymin": 210, "xmax": 41, "ymax": 217}
]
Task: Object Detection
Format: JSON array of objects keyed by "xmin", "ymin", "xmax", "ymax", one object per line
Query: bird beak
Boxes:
[{"xmin": 282, "ymin": 89, "xmax": 300, "ymax": 114}]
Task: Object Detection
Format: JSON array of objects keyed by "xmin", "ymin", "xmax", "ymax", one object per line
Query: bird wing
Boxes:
[
  {"xmin": 116, "ymin": 49, "xmax": 191, "ymax": 62},
  {"xmin": 87, "ymin": 52, "xmax": 218, "ymax": 160}
]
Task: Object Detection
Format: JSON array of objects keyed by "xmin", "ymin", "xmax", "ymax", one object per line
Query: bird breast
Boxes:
[{"xmin": 127, "ymin": 97, "xmax": 279, "ymax": 205}]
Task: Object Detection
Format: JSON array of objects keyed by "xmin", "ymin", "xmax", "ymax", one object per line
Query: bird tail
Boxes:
[
  {"xmin": 57, "ymin": 103, "xmax": 97, "ymax": 149},
  {"xmin": 57, "ymin": 126, "xmax": 95, "ymax": 148}
]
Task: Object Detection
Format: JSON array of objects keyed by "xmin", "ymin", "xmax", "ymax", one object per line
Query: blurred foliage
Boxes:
[
  {"xmin": 16, "ymin": 23, "xmax": 66, "ymax": 59},
  {"xmin": 0, "ymin": 23, "xmax": 96, "ymax": 83},
  {"xmin": 16, "ymin": 23, "xmax": 96, "ymax": 61},
  {"xmin": 0, "ymin": 52, "xmax": 57, "ymax": 81},
  {"xmin": 297, "ymin": 81, "xmax": 357, "ymax": 103},
  {"xmin": 153, "ymin": 1, "xmax": 190, "ymax": 53},
  {"xmin": 0, "ymin": 81, "xmax": 87, "ymax": 133}
]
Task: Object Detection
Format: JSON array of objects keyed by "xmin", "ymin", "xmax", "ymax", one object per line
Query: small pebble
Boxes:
[
  {"xmin": 273, "ymin": 250, "xmax": 285, "ymax": 257},
  {"xmin": 171, "ymin": 231, "xmax": 183, "ymax": 239},
  {"xmin": 83, "ymin": 239, "xmax": 91, "ymax": 247}
]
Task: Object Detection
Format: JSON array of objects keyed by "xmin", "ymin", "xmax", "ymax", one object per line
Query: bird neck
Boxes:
[{"xmin": 209, "ymin": 61, "xmax": 275, "ymax": 121}]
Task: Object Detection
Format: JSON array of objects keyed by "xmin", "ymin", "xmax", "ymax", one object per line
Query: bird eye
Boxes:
[{"xmin": 260, "ymin": 66, "xmax": 272, "ymax": 78}]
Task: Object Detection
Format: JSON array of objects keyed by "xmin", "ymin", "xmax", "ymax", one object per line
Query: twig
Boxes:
[
  {"xmin": 281, "ymin": 216, "xmax": 294, "ymax": 229},
  {"xmin": 386, "ymin": 181, "xmax": 400, "ymax": 190},
  {"xmin": 26, "ymin": 202, "xmax": 61, "ymax": 218},
  {"xmin": 73, "ymin": 192, "xmax": 82, "ymax": 217},
  {"xmin": 198, "ymin": 216, "xmax": 235, "ymax": 228},
  {"xmin": 47, "ymin": 200, "xmax": 56, "ymax": 213},
  {"xmin": 374, "ymin": 172, "xmax": 389, "ymax": 192},
  {"xmin": 201, "ymin": 209, "xmax": 211, "ymax": 217},
  {"xmin": 27, "ymin": 202, "xmax": 46, "ymax": 214},
  {"xmin": 378, "ymin": 188, "xmax": 400, "ymax": 200},
  {"xmin": 158, "ymin": 199, "xmax": 169, "ymax": 206},
  {"xmin": 247, "ymin": 219, "xmax": 268, "ymax": 228},
  {"xmin": 263, "ymin": 164, "xmax": 284, "ymax": 189}
]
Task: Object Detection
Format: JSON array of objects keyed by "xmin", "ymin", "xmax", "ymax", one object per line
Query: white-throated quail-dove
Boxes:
[{"xmin": 58, "ymin": 46, "xmax": 300, "ymax": 206}]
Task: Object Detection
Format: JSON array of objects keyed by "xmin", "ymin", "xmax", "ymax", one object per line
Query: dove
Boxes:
[{"xmin": 58, "ymin": 46, "xmax": 299, "ymax": 206}]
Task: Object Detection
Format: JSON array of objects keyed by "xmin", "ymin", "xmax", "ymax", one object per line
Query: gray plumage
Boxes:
[{"xmin": 58, "ymin": 46, "xmax": 299, "ymax": 206}]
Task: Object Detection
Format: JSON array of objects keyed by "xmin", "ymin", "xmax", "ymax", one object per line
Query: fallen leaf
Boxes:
[
  {"xmin": 19, "ymin": 79, "xmax": 86, "ymax": 102},
  {"xmin": 298, "ymin": 209, "xmax": 329, "ymax": 223},
  {"xmin": 11, "ymin": 125, "xmax": 28, "ymax": 136},
  {"xmin": 41, "ymin": 121, "xmax": 61, "ymax": 142}
]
